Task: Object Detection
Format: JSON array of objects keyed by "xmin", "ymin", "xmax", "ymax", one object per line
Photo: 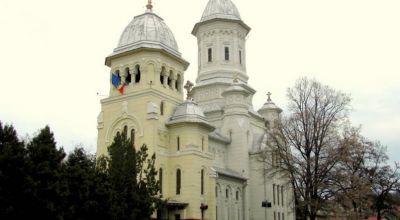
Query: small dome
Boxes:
[
  {"xmin": 114, "ymin": 12, "xmax": 180, "ymax": 58},
  {"xmin": 166, "ymin": 100, "xmax": 214, "ymax": 130},
  {"xmin": 201, "ymin": 0, "xmax": 241, "ymax": 22},
  {"xmin": 258, "ymin": 95, "xmax": 282, "ymax": 114}
]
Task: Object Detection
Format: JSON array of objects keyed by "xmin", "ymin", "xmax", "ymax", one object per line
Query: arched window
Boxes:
[
  {"xmin": 236, "ymin": 190, "xmax": 239, "ymax": 200},
  {"xmin": 176, "ymin": 169, "xmax": 181, "ymax": 195},
  {"xmin": 123, "ymin": 125, "xmax": 128, "ymax": 139},
  {"xmin": 159, "ymin": 168, "xmax": 163, "ymax": 194},
  {"xmin": 201, "ymin": 169, "xmax": 204, "ymax": 195},
  {"xmin": 160, "ymin": 67, "xmax": 165, "ymax": 85},
  {"xmin": 265, "ymin": 120, "xmax": 270, "ymax": 129},
  {"xmin": 177, "ymin": 136, "xmax": 180, "ymax": 151},
  {"xmin": 125, "ymin": 67, "xmax": 131, "ymax": 85},
  {"xmin": 225, "ymin": 47, "xmax": 230, "ymax": 61},
  {"xmin": 208, "ymin": 48, "xmax": 212, "ymax": 62},
  {"xmin": 226, "ymin": 188, "xmax": 229, "ymax": 198},
  {"xmin": 239, "ymin": 50, "xmax": 242, "ymax": 65},
  {"xmin": 160, "ymin": 101, "xmax": 164, "ymax": 115},
  {"xmin": 168, "ymin": 70, "xmax": 172, "ymax": 88},
  {"xmin": 116, "ymin": 131, "xmax": 121, "ymax": 137},
  {"xmin": 131, "ymin": 129, "xmax": 135, "ymax": 146},
  {"xmin": 135, "ymin": 65, "xmax": 141, "ymax": 83},
  {"xmin": 115, "ymin": 70, "xmax": 121, "ymax": 82}
]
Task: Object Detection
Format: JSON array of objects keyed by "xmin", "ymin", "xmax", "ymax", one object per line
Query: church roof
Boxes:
[
  {"xmin": 166, "ymin": 100, "xmax": 215, "ymax": 130},
  {"xmin": 111, "ymin": 10, "xmax": 181, "ymax": 59},
  {"xmin": 201, "ymin": 0, "xmax": 241, "ymax": 22},
  {"xmin": 192, "ymin": 0, "xmax": 250, "ymax": 37}
]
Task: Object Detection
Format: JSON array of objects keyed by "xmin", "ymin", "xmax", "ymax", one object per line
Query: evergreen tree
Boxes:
[
  {"xmin": 107, "ymin": 132, "xmax": 161, "ymax": 220},
  {"xmin": 25, "ymin": 126, "xmax": 66, "ymax": 220},
  {"xmin": 0, "ymin": 122, "xmax": 29, "ymax": 219}
]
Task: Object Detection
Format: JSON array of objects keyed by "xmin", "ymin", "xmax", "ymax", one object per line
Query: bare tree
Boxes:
[
  {"xmin": 265, "ymin": 78, "xmax": 351, "ymax": 220},
  {"xmin": 332, "ymin": 126, "xmax": 375, "ymax": 218},
  {"xmin": 366, "ymin": 146, "xmax": 400, "ymax": 220}
]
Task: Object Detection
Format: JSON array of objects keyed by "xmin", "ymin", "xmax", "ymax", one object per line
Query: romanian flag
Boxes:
[{"xmin": 111, "ymin": 73, "xmax": 125, "ymax": 94}]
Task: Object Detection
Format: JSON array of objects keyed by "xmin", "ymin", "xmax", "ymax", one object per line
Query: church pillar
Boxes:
[
  {"xmin": 170, "ymin": 74, "xmax": 177, "ymax": 91},
  {"xmin": 163, "ymin": 69, "xmax": 168, "ymax": 87}
]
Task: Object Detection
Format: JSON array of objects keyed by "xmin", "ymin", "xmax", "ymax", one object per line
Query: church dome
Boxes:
[
  {"xmin": 166, "ymin": 100, "xmax": 214, "ymax": 130},
  {"xmin": 258, "ymin": 94, "xmax": 282, "ymax": 114},
  {"xmin": 201, "ymin": 0, "xmax": 241, "ymax": 22},
  {"xmin": 113, "ymin": 11, "xmax": 180, "ymax": 58}
]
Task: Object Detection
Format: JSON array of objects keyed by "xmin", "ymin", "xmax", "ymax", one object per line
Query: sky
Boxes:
[{"xmin": 0, "ymin": 0, "xmax": 399, "ymax": 162}]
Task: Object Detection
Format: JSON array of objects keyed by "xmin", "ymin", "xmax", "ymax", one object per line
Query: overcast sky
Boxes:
[{"xmin": 0, "ymin": 0, "xmax": 399, "ymax": 162}]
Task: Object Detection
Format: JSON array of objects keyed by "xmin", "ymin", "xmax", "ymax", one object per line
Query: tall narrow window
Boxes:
[
  {"xmin": 176, "ymin": 169, "xmax": 181, "ymax": 195},
  {"xmin": 201, "ymin": 137, "xmax": 204, "ymax": 152},
  {"xmin": 201, "ymin": 169, "xmax": 204, "ymax": 195},
  {"xmin": 226, "ymin": 189, "xmax": 229, "ymax": 198},
  {"xmin": 277, "ymin": 185, "xmax": 280, "ymax": 206},
  {"xmin": 123, "ymin": 125, "xmax": 128, "ymax": 139},
  {"xmin": 131, "ymin": 129, "xmax": 135, "ymax": 146},
  {"xmin": 274, "ymin": 212, "xmax": 276, "ymax": 220},
  {"xmin": 225, "ymin": 47, "xmax": 230, "ymax": 61},
  {"xmin": 125, "ymin": 68, "xmax": 131, "ymax": 84},
  {"xmin": 239, "ymin": 50, "xmax": 242, "ymax": 65},
  {"xmin": 216, "ymin": 186, "xmax": 218, "ymax": 197},
  {"xmin": 135, "ymin": 65, "xmax": 141, "ymax": 83},
  {"xmin": 278, "ymin": 212, "xmax": 281, "ymax": 220},
  {"xmin": 159, "ymin": 168, "xmax": 163, "ymax": 194},
  {"xmin": 281, "ymin": 186, "xmax": 284, "ymax": 206},
  {"xmin": 160, "ymin": 101, "xmax": 164, "ymax": 115},
  {"xmin": 208, "ymin": 48, "xmax": 212, "ymax": 62},
  {"xmin": 273, "ymin": 184, "xmax": 276, "ymax": 205},
  {"xmin": 177, "ymin": 136, "xmax": 180, "ymax": 151},
  {"xmin": 282, "ymin": 213, "xmax": 285, "ymax": 220},
  {"xmin": 168, "ymin": 70, "xmax": 173, "ymax": 88},
  {"xmin": 236, "ymin": 191, "xmax": 239, "ymax": 200}
]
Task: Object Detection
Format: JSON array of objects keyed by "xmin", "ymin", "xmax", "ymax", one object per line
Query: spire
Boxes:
[
  {"xmin": 146, "ymin": 0, "xmax": 153, "ymax": 12},
  {"xmin": 267, "ymin": 92, "xmax": 272, "ymax": 102}
]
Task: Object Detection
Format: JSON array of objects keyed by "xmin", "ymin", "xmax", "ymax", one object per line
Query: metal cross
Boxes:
[
  {"xmin": 267, "ymin": 92, "xmax": 272, "ymax": 102},
  {"xmin": 146, "ymin": 0, "xmax": 153, "ymax": 12}
]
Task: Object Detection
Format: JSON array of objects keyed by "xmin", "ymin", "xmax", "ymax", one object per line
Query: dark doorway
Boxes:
[{"xmin": 174, "ymin": 214, "xmax": 180, "ymax": 220}]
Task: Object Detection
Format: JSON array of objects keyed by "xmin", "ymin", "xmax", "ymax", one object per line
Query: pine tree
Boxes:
[
  {"xmin": 25, "ymin": 126, "xmax": 66, "ymax": 220},
  {"xmin": 0, "ymin": 122, "xmax": 29, "ymax": 219}
]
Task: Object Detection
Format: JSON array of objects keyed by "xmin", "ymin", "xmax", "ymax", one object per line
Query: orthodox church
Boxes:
[{"xmin": 96, "ymin": 0, "xmax": 295, "ymax": 219}]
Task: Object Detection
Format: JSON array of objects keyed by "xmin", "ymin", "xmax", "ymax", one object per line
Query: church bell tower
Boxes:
[{"xmin": 97, "ymin": 0, "xmax": 189, "ymax": 157}]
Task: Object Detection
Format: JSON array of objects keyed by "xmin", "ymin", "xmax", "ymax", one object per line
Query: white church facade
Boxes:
[{"xmin": 96, "ymin": 0, "xmax": 295, "ymax": 219}]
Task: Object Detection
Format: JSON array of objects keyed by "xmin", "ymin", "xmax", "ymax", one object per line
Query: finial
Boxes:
[
  {"xmin": 184, "ymin": 81, "xmax": 194, "ymax": 100},
  {"xmin": 146, "ymin": 0, "xmax": 153, "ymax": 12},
  {"xmin": 233, "ymin": 73, "xmax": 239, "ymax": 83},
  {"xmin": 267, "ymin": 92, "xmax": 272, "ymax": 102}
]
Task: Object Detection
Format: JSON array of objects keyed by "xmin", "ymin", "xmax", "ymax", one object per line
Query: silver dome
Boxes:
[
  {"xmin": 166, "ymin": 100, "xmax": 214, "ymax": 130},
  {"xmin": 201, "ymin": 0, "xmax": 241, "ymax": 22},
  {"xmin": 114, "ymin": 12, "xmax": 180, "ymax": 58}
]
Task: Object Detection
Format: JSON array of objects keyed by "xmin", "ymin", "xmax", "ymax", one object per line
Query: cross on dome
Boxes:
[
  {"xmin": 267, "ymin": 92, "xmax": 272, "ymax": 102},
  {"xmin": 146, "ymin": 0, "xmax": 153, "ymax": 12}
]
